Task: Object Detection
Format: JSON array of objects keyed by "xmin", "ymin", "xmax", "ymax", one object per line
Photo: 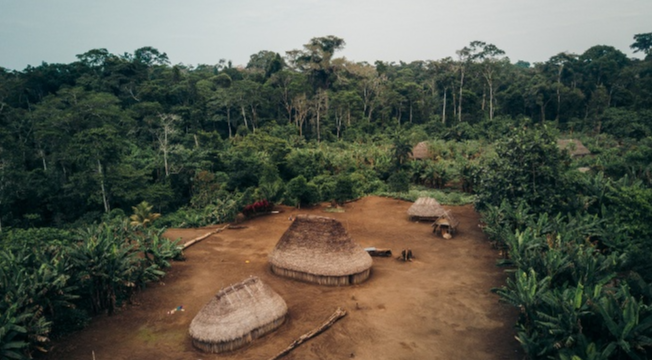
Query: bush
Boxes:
[{"xmin": 387, "ymin": 170, "xmax": 410, "ymax": 192}]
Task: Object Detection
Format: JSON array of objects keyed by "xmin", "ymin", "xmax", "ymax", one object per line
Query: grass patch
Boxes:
[
  {"xmin": 324, "ymin": 207, "xmax": 345, "ymax": 213},
  {"xmin": 374, "ymin": 186, "xmax": 475, "ymax": 205}
]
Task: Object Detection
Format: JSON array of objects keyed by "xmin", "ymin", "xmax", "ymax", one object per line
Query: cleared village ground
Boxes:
[{"xmin": 44, "ymin": 196, "xmax": 522, "ymax": 360}]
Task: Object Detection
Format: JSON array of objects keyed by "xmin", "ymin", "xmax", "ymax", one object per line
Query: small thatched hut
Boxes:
[
  {"xmin": 557, "ymin": 139, "xmax": 591, "ymax": 157},
  {"xmin": 269, "ymin": 215, "xmax": 372, "ymax": 286},
  {"xmin": 431, "ymin": 210, "xmax": 460, "ymax": 238},
  {"xmin": 407, "ymin": 197, "xmax": 446, "ymax": 221},
  {"xmin": 410, "ymin": 141, "xmax": 430, "ymax": 160},
  {"xmin": 189, "ymin": 276, "xmax": 287, "ymax": 353}
]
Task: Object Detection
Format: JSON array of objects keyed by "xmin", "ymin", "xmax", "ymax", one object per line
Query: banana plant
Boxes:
[{"xmin": 594, "ymin": 285, "xmax": 651, "ymax": 360}]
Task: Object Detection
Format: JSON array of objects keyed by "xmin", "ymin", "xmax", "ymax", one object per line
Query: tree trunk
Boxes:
[
  {"xmin": 163, "ymin": 129, "xmax": 169, "ymax": 177},
  {"xmin": 458, "ymin": 68, "xmax": 465, "ymax": 122},
  {"xmin": 98, "ymin": 159, "xmax": 109, "ymax": 213},
  {"xmin": 481, "ymin": 85, "xmax": 486, "ymax": 111},
  {"xmin": 442, "ymin": 88, "xmax": 447, "ymax": 124},
  {"xmin": 250, "ymin": 104, "xmax": 258, "ymax": 132},
  {"xmin": 488, "ymin": 79, "xmax": 494, "ymax": 121},
  {"xmin": 240, "ymin": 105, "xmax": 249, "ymax": 132},
  {"xmin": 40, "ymin": 150, "xmax": 47, "ymax": 171},
  {"xmin": 556, "ymin": 66, "xmax": 562, "ymax": 124},
  {"xmin": 227, "ymin": 107, "xmax": 232, "ymax": 138}
]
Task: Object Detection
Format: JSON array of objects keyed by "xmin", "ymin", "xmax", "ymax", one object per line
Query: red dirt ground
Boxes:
[{"xmin": 44, "ymin": 196, "xmax": 522, "ymax": 360}]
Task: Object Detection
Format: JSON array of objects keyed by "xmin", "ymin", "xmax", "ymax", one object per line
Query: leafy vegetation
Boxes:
[
  {"xmin": 478, "ymin": 128, "xmax": 651, "ymax": 359},
  {"xmin": 0, "ymin": 222, "xmax": 181, "ymax": 359},
  {"xmin": 0, "ymin": 33, "xmax": 650, "ymax": 358}
]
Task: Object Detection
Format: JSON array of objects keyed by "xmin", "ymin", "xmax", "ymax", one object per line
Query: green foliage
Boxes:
[
  {"xmin": 0, "ymin": 223, "xmax": 182, "ymax": 358},
  {"xmin": 129, "ymin": 201, "xmax": 161, "ymax": 228},
  {"xmin": 476, "ymin": 126, "xmax": 570, "ymax": 214},
  {"xmin": 0, "ymin": 35, "xmax": 651, "ymax": 360},
  {"xmin": 333, "ymin": 175, "xmax": 355, "ymax": 204},
  {"xmin": 387, "ymin": 169, "xmax": 410, "ymax": 192},
  {"xmin": 480, "ymin": 171, "xmax": 651, "ymax": 359},
  {"xmin": 284, "ymin": 175, "xmax": 320, "ymax": 208}
]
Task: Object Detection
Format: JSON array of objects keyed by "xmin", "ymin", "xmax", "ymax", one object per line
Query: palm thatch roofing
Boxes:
[
  {"xmin": 269, "ymin": 215, "xmax": 373, "ymax": 285},
  {"xmin": 189, "ymin": 276, "xmax": 288, "ymax": 353},
  {"xmin": 410, "ymin": 141, "xmax": 430, "ymax": 160},
  {"xmin": 432, "ymin": 209, "xmax": 460, "ymax": 230},
  {"xmin": 557, "ymin": 139, "xmax": 591, "ymax": 157},
  {"xmin": 407, "ymin": 197, "xmax": 446, "ymax": 221}
]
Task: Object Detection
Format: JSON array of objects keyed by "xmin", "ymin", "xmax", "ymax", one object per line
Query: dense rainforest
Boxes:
[{"xmin": 0, "ymin": 34, "xmax": 651, "ymax": 359}]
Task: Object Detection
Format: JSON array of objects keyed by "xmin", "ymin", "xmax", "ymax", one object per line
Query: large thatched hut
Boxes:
[
  {"xmin": 410, "ymin": 141, "xmax": 430, "ymax": 160},
  {"xmin": 189, "ymin": 276, "xmax": 287, "ymax": 353},
  {"xmin": 557, "ymin": 139, "xmax": 591, "ymax": 157},
  {"xmin": 407, "ymin": 197, "xmax": 446, "ymax": 221},
  {"xmin": 269, "ymin": 215, "xmax": 372, "ymax": 286}
]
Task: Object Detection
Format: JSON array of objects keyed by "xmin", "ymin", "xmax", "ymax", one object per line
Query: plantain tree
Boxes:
[{"xmin": 129, "ymin": 201, "xmax": 161, "ymax": 228}]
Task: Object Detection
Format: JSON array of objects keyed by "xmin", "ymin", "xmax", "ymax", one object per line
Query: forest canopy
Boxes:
[{"xmin": 0, "ymin": 34, "xmax": 650, "ymax": 359}]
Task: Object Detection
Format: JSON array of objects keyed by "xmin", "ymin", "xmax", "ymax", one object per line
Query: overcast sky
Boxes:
[{"xmin": 1, "ymin": 0, "xmax": 650, "ymax": 71}]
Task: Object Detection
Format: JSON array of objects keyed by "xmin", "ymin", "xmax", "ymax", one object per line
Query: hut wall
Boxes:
[
  {"xmin": 271, "ymin": 265, "xmax": 370, "ymax": 286},
  {"xmin": 191, "ymin": 314, "xmax": 286, "ymax": 353},
  {"xmin": 409, "ymin": 215, "xmax": 438, "ymax": 222}
]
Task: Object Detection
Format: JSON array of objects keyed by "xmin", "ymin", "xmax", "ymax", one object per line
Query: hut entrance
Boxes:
[{"xmin": 431, "ymin": 211, "xmax": 459, "ymax": 239}]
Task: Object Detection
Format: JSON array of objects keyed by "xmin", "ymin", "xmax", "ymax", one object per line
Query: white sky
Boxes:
[{"xmin": 0, "ymin": 0, "xmax": 651, "ymax": 71}]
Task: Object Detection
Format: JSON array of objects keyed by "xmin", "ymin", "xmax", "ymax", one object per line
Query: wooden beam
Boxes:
[
  {"xmin": 268, "ymin": 307, "xmax": 347, "ymax": 360},
  {"xmin": 182, "ymin": 224, "xmax": 230, "ymax": 249}
]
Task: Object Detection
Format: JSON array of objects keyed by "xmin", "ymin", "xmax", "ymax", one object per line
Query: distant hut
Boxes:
[
  {"xmin": 269, "ymin": 215, "xmax": 373, "ymax": 286},
  {"xmin": 557, "ymin": 139, "xmax": 591, "ymax": 157},
  {"xmin": 407, "ymin": 197, "xmax": 446, "ymax": 221},
  {"xmin": 410, "ymin": 141, "xmax": 430, "ymax": 160},
  {"xmin": 189, "ymin": 276, "xmax": 287, "ymax": 353},
  {"xmin": 431, "ymin": 210, "xmax": 460, "ymax": 238}
]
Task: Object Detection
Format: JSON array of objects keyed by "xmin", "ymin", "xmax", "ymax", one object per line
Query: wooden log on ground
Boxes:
[
  {"xmin": 182, "ymin": 224, "xmax": 230, "ymax": 249},
  {"xmin": 268, "ymin": 307, "xmax": 347, "ymax": 360}
]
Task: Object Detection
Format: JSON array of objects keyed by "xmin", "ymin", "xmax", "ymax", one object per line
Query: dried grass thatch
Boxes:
[
  {"xmin": 189, "ymin": 276, "xmax": 288, "ymax": 353},
  {"xmin": 410, "ymin": 141, "xmax": 430, "ymax": 160},
  {"xmin": 431, "ymin": 210, "xmax": 460, "ymax": 236},
  {"xmin": 407, "ymin": 197, "xmax": 446, "ymax": 221},
  {"xmin": 557, "ymin": 139, "xmax": 591, "ymax": 157},
  {"xmin": 269, "ymin": 215, "xmax": 372, "ymax": 286}
]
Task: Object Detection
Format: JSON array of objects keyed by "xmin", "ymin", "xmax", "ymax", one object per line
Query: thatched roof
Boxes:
[
  {"xmin": 269, "ymin": 215, "xmax": 372, "ymax": 278},
  {"xmin": 432, "ymin": 210, "xmax": 460, "ymax": 230},
  {"xmin": 407, "ymin": 197, "xmax": 446, "ymax": 220},
  {"xmin": 410, "ymin": 141, "xmax": 430, "ymax": 160},
  {"xmin": 189, "ymin": 276, "xmax": 287, "ymax": 353},
  {"xmin": 557, "ymin": 139, "xmax": 591, "ymax": 157}
]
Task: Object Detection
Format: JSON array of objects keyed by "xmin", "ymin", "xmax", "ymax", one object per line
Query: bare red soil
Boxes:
[{"xmin": 44, "ymin": 196, "xmax": 522, "ymax": 360}]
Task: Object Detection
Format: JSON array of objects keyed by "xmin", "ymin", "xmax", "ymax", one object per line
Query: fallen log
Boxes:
[
  {"xmin": 182, "ymin": 224, "xmax": 230, "ymax": 249},
  {"xmin": 268, "ymin": 307, "xmax": 347, "ymax": 360}
]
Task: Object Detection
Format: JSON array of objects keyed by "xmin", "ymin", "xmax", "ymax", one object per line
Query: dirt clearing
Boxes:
[{"xmin": 45, "ymin": 196, "xmax": 521, "ymax": 360}]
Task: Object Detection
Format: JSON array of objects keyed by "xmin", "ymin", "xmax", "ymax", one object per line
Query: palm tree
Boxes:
[{"xmin": 129, "ymin": 201, "xmax": 161, "ymax": 228}]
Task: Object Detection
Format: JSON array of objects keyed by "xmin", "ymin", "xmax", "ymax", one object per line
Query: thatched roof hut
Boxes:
[
  {"xmin": 407, "ymin": 197, "xmax": 446, "ymax": 221},
  {"xmin": 269, "ymin": 215, "xmax": 372, "ymax": 286},
  {"xmin": 431, "ymin": 210, "xmax": 460, "ymax": 237},
  {"xmin": 189, "ymin": 276, "xmax": 287, "ymax": 353},
  {"xmin": 557, "ymin": 139, "xmax": 591, "ymax": 157},
  {"xmin": 410, "ymin": 141, "xmax": 430, "ymax": 160}
]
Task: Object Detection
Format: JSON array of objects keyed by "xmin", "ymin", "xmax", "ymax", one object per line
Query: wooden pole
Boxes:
[
  {"xmin": 268, "ymin": 307, "xmax": 347, "ymax": 360},
  {"xmin": 182, "ymin": 224, "xmax": 230, "ymax": 249}
]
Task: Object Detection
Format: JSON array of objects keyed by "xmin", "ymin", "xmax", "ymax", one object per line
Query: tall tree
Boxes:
[
  {"xmin": 630, "ymin": 32, "xmax": 652, "ymax": 59},
  {"xmin": 286, "ymin": 36, "xmax": 346, "ymax": 89},
  {"xmin": 473, "ymin": 42, "xmax": 507, "ymax": 120}
]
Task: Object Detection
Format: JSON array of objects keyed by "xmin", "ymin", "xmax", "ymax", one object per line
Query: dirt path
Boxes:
[{"xmin": 44, "ymin": 196, "xmax": 522, "ymax": 360}]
